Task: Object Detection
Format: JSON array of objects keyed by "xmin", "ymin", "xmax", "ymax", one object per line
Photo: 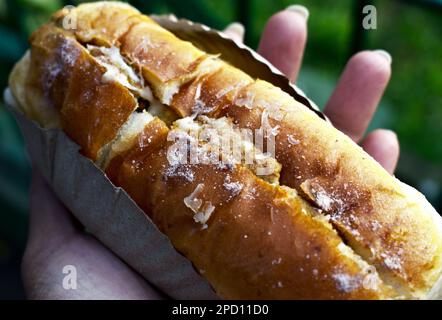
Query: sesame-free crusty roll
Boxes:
[{"xmin": 8, "ymin": 1, "xmax": 442, "ymax": 299}]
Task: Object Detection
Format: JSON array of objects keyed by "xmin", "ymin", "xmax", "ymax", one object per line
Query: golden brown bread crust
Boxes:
[
  {"xmin": 8, "ymin": 2, "xmax": 442, "ymax": 299},
  {"xmin": 105, "ymin": 118, "xmax": 392, "ymax": 299},
  {"xmin": 26, "ymin": 22, "xmax": 138, "ymax": 160},
  {"xmin": 209, "ymin": 80, "xmax": 442, "ymax": 294},
  {"xmin": 60, "ymin": 3, "xmax": 212, "ymax": 104},
  {"xmin": 171, "ymin": 63, "xmax": 253, "ymax": 117}
]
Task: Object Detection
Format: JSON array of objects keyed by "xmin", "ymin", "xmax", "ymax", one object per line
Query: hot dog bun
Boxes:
[{"xmin": 9, "ymin": 2, "xmax": 442, "ymax": 299}]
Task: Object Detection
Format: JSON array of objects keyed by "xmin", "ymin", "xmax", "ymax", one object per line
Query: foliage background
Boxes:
[{"xmin": 0, "ymin": 0, "xmax": 441, "ymax": 298}]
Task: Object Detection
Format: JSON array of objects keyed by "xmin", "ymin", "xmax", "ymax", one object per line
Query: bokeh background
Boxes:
[{"xmin": 0, "ymin": 0, "xmax": 441, "ymax": 298}]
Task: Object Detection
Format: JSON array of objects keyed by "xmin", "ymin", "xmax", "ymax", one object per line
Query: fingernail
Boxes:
[
  {"xmin": 224, "ymin": 22, "xmax": 245, "ymax": 38},
  {"xmin": 168, "ymin": 14, "xmax": 178, "ymax": 22},
  {"xmin": 374, "ymin": 50, "xmax": 392, "ymax": 64},
  {"xmin": 380, "ymin": 129, "xmax": 398, "ymax": 140},
  {"xmin": 285, "ymin": 4, "xmax": 309, "ymax": 20}
]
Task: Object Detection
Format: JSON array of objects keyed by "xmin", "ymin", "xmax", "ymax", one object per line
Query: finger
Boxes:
[
  {"xmin": 361, "ymin": 129, "xmax": 399, "ymax": 174},
  {"xmin": 223, "ymin": 22, "xmax": 245, "ymax": 43},
  {"xmin": 257, "ymin": 5, "xmax": 308, "ymax": 82},
  {"xmin": 324, "ymin": 50, "xmax": 392, "ymax": 142},
  {"xmin": 27, "ymin": 169, "xmax": 78, "ymax": 250}
]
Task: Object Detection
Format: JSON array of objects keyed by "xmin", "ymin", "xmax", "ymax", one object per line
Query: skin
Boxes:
[{"xmin": 22, "ymin": 8, "xmax": 400, "ymax": 299}]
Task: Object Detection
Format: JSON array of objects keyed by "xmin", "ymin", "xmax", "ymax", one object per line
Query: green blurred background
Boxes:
[{"xmin": 0, "ymin": 0, "xmax": 441, "ymax": 298}]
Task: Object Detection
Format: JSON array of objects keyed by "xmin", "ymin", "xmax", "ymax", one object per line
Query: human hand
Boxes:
[
  {"xmin": 21, "ymin": 170, "xmax": 163, "ymax": 299},
  {"xmin": 21, "ymin": 4, "xmax": 399, "ymax": 300}
]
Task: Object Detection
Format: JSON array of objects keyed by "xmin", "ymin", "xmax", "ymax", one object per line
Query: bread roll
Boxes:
[{"xmin": 9, "ymin": 1, "xmax": 442, "ymax": 299}]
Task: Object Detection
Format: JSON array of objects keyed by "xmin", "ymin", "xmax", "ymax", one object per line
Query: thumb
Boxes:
[{"xmin": 27, "ymin": 169, "xmax": 78, "ymax": 251}]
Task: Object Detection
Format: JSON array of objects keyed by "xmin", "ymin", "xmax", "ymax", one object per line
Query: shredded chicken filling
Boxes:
[
  {"xmin": 171, "ymin": 115, "xmax": 281, "ymax": 184},
  {"xmin": 86, "ymin": 44, "xmax": 282, "ymax": 182}
]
